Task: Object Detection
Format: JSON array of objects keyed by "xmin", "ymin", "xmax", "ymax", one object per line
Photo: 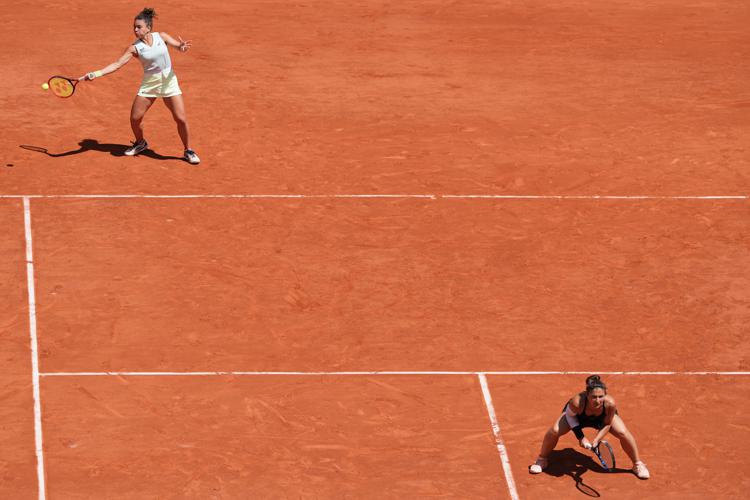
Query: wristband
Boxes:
[
  {"xmin": 572, "ymin": 426, "xmax": 584, "ymax": 440},
  {"xmin": 87, "ymin": 70, "xmax": 104, "ymax": 80}
]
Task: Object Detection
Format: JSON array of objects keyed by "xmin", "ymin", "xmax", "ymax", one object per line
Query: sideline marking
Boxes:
[
  {"xmin": 23, "ymin": 197, "xmax": 46, "ymax": 500},
  {"xmin": 0, "ymin": 194, "xmax": 747, "ymax": 200},
  {"xmin": 478, "ymin": 373, "xmax": 519, "ymax": 500},
  {"xmin": 39, "ymin": 371, "xmax": 750, "ymax": 377}
]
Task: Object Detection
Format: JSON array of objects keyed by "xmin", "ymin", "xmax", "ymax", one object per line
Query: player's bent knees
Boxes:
[
  {"xmin": 547, "ymin": 425, "xmax": 565, "ymax": 438},
  {"xmin": 609, "ymin": 426, "xmax": 631, "ymax": 440},
  {"xmin": 553, "ymin": 414, "xmax": 570, "ymax": 436},
  {"xmin": 609, "ymin": 415, "xmax": 630, "ymax": 437}
]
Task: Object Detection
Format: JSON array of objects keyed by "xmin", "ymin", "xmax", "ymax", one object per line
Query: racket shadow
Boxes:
[
  {"xmin": 542, "ymin": 448, "xmax": 633, "ymax": 497},
  {"xmin": 20, "ymin": 139, "xmax": 184, "ymax": 162}
]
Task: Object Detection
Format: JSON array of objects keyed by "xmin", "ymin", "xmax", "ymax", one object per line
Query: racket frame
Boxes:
[
  {"xmin": 593, "ymin": 440, "xmax": 616, "ymax": 472},
  {"xmin": 47, "ymin": 75, "xmax": 79, "ymax": 98}
]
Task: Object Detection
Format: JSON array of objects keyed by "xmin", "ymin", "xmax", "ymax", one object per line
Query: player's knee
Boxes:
[
  {"xmin": 610, "ymin": 427, "xmax": 627, "ymax": 439},
  {"xmin": 170, "ymin": 109, "xmax": 187, "ymax": 125}
]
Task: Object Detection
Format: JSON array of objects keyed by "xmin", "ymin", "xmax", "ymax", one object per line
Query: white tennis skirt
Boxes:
[{"xmin": 137, "ymin": 71, "xmax": 182, "ymax": 98}]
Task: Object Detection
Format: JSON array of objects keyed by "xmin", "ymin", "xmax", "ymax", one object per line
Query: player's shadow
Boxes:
[
  {"xmin": 20, "ymin": 139, "xmax": 184, "ymax": 161},
  {"xmin": 541, "ymin": 448, "xmax": 632, "ymax": 497}
]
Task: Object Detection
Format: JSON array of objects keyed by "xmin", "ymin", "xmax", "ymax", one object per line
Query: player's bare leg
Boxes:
[
  {"xmin": 530, "ymin": 413, "xmax": 570, "ymax": 473},
  {"xmin": 130, "ymin": 96, "xmax": 155, "ymax": 143},
  {"xmin": 163, "ymin": 94, "xmax": 190, "ymax": 149},
  {"xmin": 164, "ymin": 95, "xmax": 199, "ymax": 163},
  {"xmin": 610, "ymin": 415, "xmax": 649, "ymax": 479}
]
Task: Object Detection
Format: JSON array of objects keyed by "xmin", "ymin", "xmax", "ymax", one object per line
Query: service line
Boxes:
[
  {"xmin": 0, "ymin": 194, "xmax": 747, "ymax": 200},
  {"xmin": 39, "ymin": 370, "xmax": 750, "ymax": 377}
]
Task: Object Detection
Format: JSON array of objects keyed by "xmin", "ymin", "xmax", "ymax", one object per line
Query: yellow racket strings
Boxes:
[{"xmin": 49, "ymin": 77, "xmax": 74, "ymax": 97}]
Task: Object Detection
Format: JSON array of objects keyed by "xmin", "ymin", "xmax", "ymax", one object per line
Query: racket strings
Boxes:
[
  {"xmin": 595, "ymin": 441, "xmax": 616, "ymax": 470},
  {"xmin": 49, "ymin": 77, "xmax": 74, "ymax": 97}
]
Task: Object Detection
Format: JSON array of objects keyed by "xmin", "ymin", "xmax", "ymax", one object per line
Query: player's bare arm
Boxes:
[
  {"xmin": 592, "ymin": 400, "xmax": 616, "ymax": 446},
  {"xmin": 160, "ymin": 32, "xmax": 192, "ymax": 52},
  {"xmin": 78, "ymin": 46, "xmax": 136, "ymax": 81},
  {"xmin": 565, "ymin": 393, "xmax": 593, "ymax": 449},
  {"xmin": 568, "ymin": 394, "xmax": 582, "ymax": 412},
  {"xmin": 604, "ymin": 395, "xmax": 617, "ymax": 422}
]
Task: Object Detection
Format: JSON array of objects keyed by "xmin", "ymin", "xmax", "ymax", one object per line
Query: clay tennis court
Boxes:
[{"xmin": 2, "ymin": 0, "xmax": 749, "ymax": 498}]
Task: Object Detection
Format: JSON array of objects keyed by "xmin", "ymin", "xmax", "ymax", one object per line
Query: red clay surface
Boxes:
[
  {"xmin": 489, "ymin": 374, "xmax": 750, "ymax": 499},
  {"xmin": 42, "ymin": 375, "xmax": 506, "ymax": 499},
  {"xmin": 1, "ymin": 0, "xmax": 749, "ymax": 195},
  {"xmin": 0, "ymin": 200, "xmax": 37, "ymax": 499},
  {"xmin": 30, "ymin": 198, "xmax": 749, "ymax": 373},
  {"xmin": 1, "ymin": 0, "xmax": 749, "ymax": 498}
]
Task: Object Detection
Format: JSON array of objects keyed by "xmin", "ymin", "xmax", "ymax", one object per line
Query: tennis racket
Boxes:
[
  {"xmin": 593, "ymin": 440, "xmax": 615, "ymax": 472},
  {"xmin": 47, "ymin": 76, "xmax": 81, "ymax": 98}
]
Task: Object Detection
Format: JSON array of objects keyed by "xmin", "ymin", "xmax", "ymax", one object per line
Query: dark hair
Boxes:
[
  {"xmin": 585, "ymin": 375, "xmax": 607, "ymax": 393},
  {"xmin": 135, "ymin": 8, "xmax": 157, "ymax": 29}
]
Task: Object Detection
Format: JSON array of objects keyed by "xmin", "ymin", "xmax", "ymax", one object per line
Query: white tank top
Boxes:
[{"xmin": 133, "ymin": 33, "xmax": 173, "ymax": 75}]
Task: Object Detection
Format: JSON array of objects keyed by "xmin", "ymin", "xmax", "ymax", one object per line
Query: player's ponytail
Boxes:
[
  {"xmin": 585, "ymin": 374, "xmax": 607, "ymax": 393},
  {"xmin": 135, "ymin": 7, "xmax": 158, "ymax": 29}
]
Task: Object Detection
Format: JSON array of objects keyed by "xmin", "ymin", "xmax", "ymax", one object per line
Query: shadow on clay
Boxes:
[
  {"xmin": 20, "ymin": 139, "xmax": 184, "ymax": 162},
  {"xmin": 537, "ymin": 448, "xmax": 636, "ymax": 497}
]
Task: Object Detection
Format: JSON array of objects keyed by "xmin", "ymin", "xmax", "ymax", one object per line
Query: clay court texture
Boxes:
[{"xmin": 1, "ymin": 0, "xmax": 749, "ymax": 498}]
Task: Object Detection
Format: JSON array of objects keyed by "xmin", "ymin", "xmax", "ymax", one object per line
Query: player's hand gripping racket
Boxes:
[
  {"xmin": 47, "ymin": 76, "xmax": 81, "ymax": 98},
  {"xmin": 593, "ymin": 440, "xmax": 616, "ymax": 472}
]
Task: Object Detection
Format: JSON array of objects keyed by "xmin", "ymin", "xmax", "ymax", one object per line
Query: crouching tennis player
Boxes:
[
  {"xmin": 78, "ymin": 7, "xmax": 200, "ymax": 164},
  {"xmin": 529, "ymin": 375, "xmax": 650, "ymax": 479}
]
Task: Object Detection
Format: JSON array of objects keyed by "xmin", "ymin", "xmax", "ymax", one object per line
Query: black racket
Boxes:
[
  {"xmin": 593, "ymin": 440, "xmax": 616, "ymax": 472},
  {"xmin": 47, "ymin": 76, "xmax": 80, "ymax": 98}
]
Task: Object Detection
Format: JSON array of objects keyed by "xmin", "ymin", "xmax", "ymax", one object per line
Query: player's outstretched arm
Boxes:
[
  {"xmin": 78, "ymin": 46, "xmax": 136, "ymax": 81},
  {"xmin": 161, "ymin": 32, "xmax": 192, "ymax": 52},
  {"xmin": 566, "ymin": 395, "xmax": 593, "ymax": 449}
]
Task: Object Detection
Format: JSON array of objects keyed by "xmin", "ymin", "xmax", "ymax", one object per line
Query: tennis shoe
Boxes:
[
  {"xmin": 633, "ymin": 461, "xmax": 650, "ymax": 479},
  {"xmin": 184, "ymin": 149, "xmax": 201, "ymax": 164},
  {"xmin": 124, "ymin": 139, "xmax": 148, "ymax": 156},
  {"xmin": 529, "ymin": 457, "xmax": 547, "ymax": 474}
]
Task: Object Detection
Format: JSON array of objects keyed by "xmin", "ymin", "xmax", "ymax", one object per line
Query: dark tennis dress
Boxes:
[{"xmin": 563, "ymin": 392, "xmax": 615, "ymax": 430}]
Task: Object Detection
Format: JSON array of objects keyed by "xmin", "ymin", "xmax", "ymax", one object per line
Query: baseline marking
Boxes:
[
  {"xmin": 39, "ymin": 371, "xmax": 750, "ymax": 377},
  {"xmin": 0, "ymin": 194, "xmax": 747, "ymax": 200},
  {"xmin": 23, "ymin": 197, "xmax": 46, "ymax": 500},
  {"xmin": 478, "ymin": 373, "xmax": 519, "ymax": 500}
]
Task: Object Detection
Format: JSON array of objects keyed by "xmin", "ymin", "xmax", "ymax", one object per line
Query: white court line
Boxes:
[
  {"xmin": 0, "ymin": 194, "xmax": 747, "ymax": 200},
  {"xmin": 478, "ymin": 373, "xmax": 519, "ymax": 500},
  {"xmin": 442, "ymin": 195, "xmax": 748, "ymax": 200},
  {"xmin": 23, "ymin": 197, "xmax": 46, "ymax": 500},
  {"xmin": 38, "ymin": 371, "xmax": 750, "ymax": 377},
  {"xmin": 1, "ymin": 194, "xmax": 437, "ymax": 199}
]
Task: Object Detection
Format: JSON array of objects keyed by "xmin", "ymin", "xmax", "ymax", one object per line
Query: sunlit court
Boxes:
[{"xmin": 2, "ymin": 0, "xmax": 749, "ymax": 498}]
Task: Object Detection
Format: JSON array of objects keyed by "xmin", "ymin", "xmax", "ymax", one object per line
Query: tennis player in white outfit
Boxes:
[{"xmin": 78, "ymin": 8, "xmax": 200, "ymax": 164}]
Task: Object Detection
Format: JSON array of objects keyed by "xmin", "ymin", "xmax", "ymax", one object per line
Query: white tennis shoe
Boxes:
[
  {"xmin": 184, "ymin": 149, "xmax": 200, "ymax": 164},
  {"xmin": 124, "ymin": 139, "xmax": 148, "ymax": 156},
  {"xmin": 633, "ymin": 461, "xmax": 650, "ymax": 479},
  {"xmin": 529, "ymin": 457, "xmax": 548, "ymax": 474}
]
